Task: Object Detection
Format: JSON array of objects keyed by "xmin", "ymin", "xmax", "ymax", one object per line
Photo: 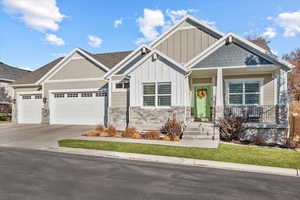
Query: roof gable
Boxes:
[{"xmin": 192, "ymin": 42, "xmax": 272, "ymax": 68}]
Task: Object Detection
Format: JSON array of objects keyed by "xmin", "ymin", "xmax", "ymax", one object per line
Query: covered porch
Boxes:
[{"xmin": 187, "ymin": 65, "xmax": 288, "ymax": 125}]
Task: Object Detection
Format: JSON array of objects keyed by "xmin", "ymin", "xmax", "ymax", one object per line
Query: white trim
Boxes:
[
  {"xmin": 45, "ymin": 77, "xmax": 106, "ymax": 83},
  {"xmin": 141, "ymin": 81, "xmax": 172, "ymax": 108},
  {"xmin": 189, "ymin": 64, "xmax": 278, "ymax": 71},
  {"xmin": 11, "ymin": 84, "xmax": 40, "ymax": 87},
  {"xmin": 104, "ymin": 45, "xmax": 151, "ymax": 79},
  {"xmin": 111, "ymin": 79, "xmax": 129, "ymax": 92},
  {"xmin": 224, "ymin": 78, "xmax": 264, "ymax": 105},
  {"xmin": 37, "ymin": 48, "xmax": 110, "ymax": 84},
  {"xmin": 150, "ymin": 15, "xmax": 224, "ymax": 48},
  {"xmin": 124, "ymin": 50, "xmax": 187, "ymax": 76}
]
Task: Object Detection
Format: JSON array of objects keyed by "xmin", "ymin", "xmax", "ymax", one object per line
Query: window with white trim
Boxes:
[
  {"xmin": 113, "ymin": 80, "xmax": 129, "ymax": 91},
  {"xmin": 54, "ymin": 93, "xmax": 65, "ymax": 98},
  {"xmin": 67, "ymin": 93, "xmax": 78, "ymax": 98},
  {"xmin": 227, "ymin": 80, "xmax": 261, "ymax": 105},
  {"xmin": 81, "ymin": 92, "xmax": 93, "ymax": 97},
  {"xmin": 143, "ymin": 82, "xmax": 171, "ymax": 107}
]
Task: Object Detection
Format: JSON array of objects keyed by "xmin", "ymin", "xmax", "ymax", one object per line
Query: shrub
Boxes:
[
  {"xmin": 95, "ymin": 125, "xmax": 105, "ymax": 132},
  {"xmin": 162, "ymin": 136, "xmax": 171, "ymax": 141},
  {"xmin": 0, "ymin": 113, "xmax": 10, "ymax": 121},
  {"xmin": 251, "ymin": 136, "xmax": 267, "ymax": 146},
  {"xmin": 143, "ymin": 131, "xmax": 160, "ymax": 140},
  {"xmin": 99, "ymin": 131, "xmax": 109, "ymax": 137},
  {"xmin": 106, "ymin": 125, "xmax": 117, "ymax": 137},
  {"xmin": 131, "ymin": 132, "xmax": 142, "ymax": 139},
  {"xmin": 219, "ymin": 115, "xmax": 246, "ymax": 141},
  {"xmin": 173, "ymin": 136, "xmax": 180, "ymax": 142},
  {"xmin": 83, "ymin": 130, "xmax": 99, "ymax": 136},
  {"xmin": 161, "ymin": 113, "xmax": 183, "ymax": 139},
  {"xmin": 122, "ymin": 127, "xmax": 138, "ymax": 138}
]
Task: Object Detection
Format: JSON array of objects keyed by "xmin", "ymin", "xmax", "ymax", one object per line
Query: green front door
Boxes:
[{"xmin": 194, "ymin": 85, "xmax": 212, "ymax": 118}]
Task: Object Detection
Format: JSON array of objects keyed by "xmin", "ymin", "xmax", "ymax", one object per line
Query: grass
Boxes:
[{"xmin": 58, "ymin": 139, "xmax": 300, "ymax": 169}]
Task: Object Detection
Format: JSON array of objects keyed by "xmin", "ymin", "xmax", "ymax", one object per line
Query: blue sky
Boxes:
[{"xmin": 1, "ymin": 0, "xmax": 300, "ymax": 70}]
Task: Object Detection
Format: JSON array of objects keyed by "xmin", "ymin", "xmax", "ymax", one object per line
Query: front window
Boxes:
[
  {"xmin": 227, "ymin": 80, "xmax": 261, "ymax": 105},
  {"xmin": 143, "ymin": 82, "xmax": 171, "ymax": 107}
]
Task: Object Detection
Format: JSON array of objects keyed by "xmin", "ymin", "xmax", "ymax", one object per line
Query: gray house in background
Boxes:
[
  {"xmin": 0, "ymin": 62, "xmax": 29, "ymax": 113},
  {"xmin": 11, "ymin": 16, "xmax": 293, "ymax": 144}
]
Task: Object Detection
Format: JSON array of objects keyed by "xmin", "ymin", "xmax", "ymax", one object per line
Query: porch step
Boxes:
[{"xmin": 182, "ymin": 121, "xmax": 219, "ymax": 142}]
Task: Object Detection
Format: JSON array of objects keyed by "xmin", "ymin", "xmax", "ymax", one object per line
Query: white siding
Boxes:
[{"xmin": 130, "ymin": 56, "xmax": 186, "ymax": 106}]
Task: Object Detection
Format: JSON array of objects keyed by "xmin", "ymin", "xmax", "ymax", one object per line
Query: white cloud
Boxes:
[
  {"xmin": 87, "ymin": 35, "xmax": 103, "ymax": 48},
  {"xmin": 2, "ymin": 0, "xmax": 65, "ymax": 32},
  {"xmin": 136, "ymin": 9, "xmax": 165, "ymax": 45},
  {"xmin": 262, "ymin": 27, "xmax": 277, "ymax": 38},
  {"xmin": 166, "ymin": 9, "xmax": 196, "ymax": 23},
  {"xmin": 114, "ymin": 18, "xmax": 123, "ymax": 28},
  {"xmin": 45, "ymin": 33, "xmax": 65, "ymax": 46},
  {"xmin": 135, "ymin": 8, "xmax": 198, "ymax": 45},
  {"xmin": 275, "ymin": 10, "xmax": 300, "ymax": 37}
]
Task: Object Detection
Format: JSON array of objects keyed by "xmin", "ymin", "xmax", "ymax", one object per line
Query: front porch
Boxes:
[{"xmin": 187, "ymin": 66, "xmax": 288, "ymax": 125}]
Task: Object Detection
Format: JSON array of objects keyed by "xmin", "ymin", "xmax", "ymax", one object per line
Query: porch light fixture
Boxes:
[{"xmin": 43, "ymin": 97, "xmax": 48, "ymax": 104}]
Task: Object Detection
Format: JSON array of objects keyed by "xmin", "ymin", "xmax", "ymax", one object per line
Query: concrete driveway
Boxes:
[{"xmin": 0, "ymin": 124, "xmax": 93, "ymax": 149}]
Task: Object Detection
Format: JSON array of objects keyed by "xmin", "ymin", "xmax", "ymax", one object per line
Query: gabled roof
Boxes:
[
  {"xmin": 13, "ymin": 49, "xmax": 132, "ymax": 85},
  {"xmin": 185, "ymin": 33, "xmax": 294, "ymax": 70},
  {"xmin": 150, "ymin": 15, "xmax": 224, "ymax": 48},
  {"xmin": 0, "ymin": 62, "xmax": 30, "ymax": 82},
  {"xmin": 123, "ymin": 50, "xmax": 187, "ymax": 76}
]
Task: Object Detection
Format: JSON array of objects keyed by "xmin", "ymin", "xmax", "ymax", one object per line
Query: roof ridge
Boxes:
[{"xmin": 0, "ymin": 62, "xmax": 31, "ymax": 72}]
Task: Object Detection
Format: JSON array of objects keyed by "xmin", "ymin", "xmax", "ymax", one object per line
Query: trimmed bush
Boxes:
[
  {"xmin": 106, "ymin": 125, "xmax": 117, "ymax": 137},
  {"xmin": 143, "ymin": 131, "xmax": 160, "ymax": 140},
  {"xmin": 122, "ymin": 127, "xmax": 138, "ymax": 138},
  {"xmin": 131, "ymin": 132, "xmax": 142, "ymax": 139},
  {"xmin": 161, "ymin": 113, "xmax": 183, "ymax": 139},
  {"xmin": 162, "ymin": 136, "xmax": 171, "ymax": 141},
  {"xmin": 95, "ymin": 125, "xmax": 105, "ymax": 132}
]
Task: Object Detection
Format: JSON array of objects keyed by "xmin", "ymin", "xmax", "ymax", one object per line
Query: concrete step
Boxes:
[
  {"xmin": 182, "ymin": 135, "xmax": 219, "ymax": 141},
  {"xmin": 183, "ymin": 131, "xmax": 214, "ymax": 136}
]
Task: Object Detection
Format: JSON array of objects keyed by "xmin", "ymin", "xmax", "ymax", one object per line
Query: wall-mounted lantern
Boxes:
[{"xmin": 43, "ymin": 97, "xmax": 48, "ymax": 104}]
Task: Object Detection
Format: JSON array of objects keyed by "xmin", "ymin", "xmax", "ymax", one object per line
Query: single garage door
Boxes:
[
  {"xmin": 50, "ymin": 90, "xmax": 107, "ymax": 125},
  {"xmin": 18, "ymin": 93, "xmax": 43, "ymax": 124}
]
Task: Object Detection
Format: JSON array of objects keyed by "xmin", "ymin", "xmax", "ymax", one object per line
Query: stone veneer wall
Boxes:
[
  {"xmin": 42, "ymin": 101, "xmax": 49, "ymax": 124},
  {"xmin": 129, "ymin": 106, "xmax": 191, "ymax": 131},
  {"xmin": 240, "ymin": 123, "xmax": 288, "ymax": 145},
  {"xmin": 108, "ymin": 107, "xmax": 128, "ymax": 130}
]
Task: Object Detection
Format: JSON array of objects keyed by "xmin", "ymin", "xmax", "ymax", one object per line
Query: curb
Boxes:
[{"xmin": 45, "ymin": 146, "xmax": 299, "ymax": 177}]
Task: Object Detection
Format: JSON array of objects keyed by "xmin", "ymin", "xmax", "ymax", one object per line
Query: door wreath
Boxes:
[{"xmin": 197, "ymin": 88, "xmax": 207, "ymax": 99}]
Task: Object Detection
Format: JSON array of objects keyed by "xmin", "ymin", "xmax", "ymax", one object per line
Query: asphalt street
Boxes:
[{"xmin": 0, "ymin": 147, "xmax": 299, "ymax": 200}]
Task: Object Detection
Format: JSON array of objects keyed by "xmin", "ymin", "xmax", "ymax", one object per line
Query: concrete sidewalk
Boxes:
[{"xmin": 44, "ymin": 146, "xmax": 299, "ymax": 177}]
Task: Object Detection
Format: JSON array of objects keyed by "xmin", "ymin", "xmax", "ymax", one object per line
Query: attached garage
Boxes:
[
  {"xmin": 17, "ymin": 93, "xmax": 43, "ymax": 124},
  {"xmin": 49, "ymin": 90, "xmax": 107, "ymax": 125}
]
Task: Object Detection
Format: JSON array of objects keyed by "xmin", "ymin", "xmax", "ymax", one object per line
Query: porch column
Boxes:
[
  {"xmin": 276, "ymin": 69, "xmax": 288, "ymax": 124},
  {"xmin": 215, "ymin": 68, "xmax": 224, "ymax": 119}
]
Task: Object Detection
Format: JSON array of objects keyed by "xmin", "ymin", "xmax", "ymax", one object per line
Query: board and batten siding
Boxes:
[
  {"xmin": 129, "ymin": 56, "xmax": 186, "ymax": 106},
  {"xmin": 155, "ymin": 24, "xmax": 218, "ymax": 64}
]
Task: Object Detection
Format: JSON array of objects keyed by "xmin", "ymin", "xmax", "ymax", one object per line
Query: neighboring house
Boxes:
[
  {"xmin": 11, "ymin": 16, "xmax": 293, "ymax": 143},
  {"xmin": 0, "ymin": 62, "xmax": 29, "ymax": 113}
]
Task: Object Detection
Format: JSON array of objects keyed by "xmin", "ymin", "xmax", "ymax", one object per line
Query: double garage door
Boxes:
[
  {"xmin": 50, "ymin": 90, "xmax": 107, "ymax": 125},
  {"xmin": 18, "ymin": 90, "xmax": 107, "ymax": 125}
]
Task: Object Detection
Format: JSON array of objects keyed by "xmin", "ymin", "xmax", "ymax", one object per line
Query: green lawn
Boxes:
[{"xmin": 58, "ymin": 139, "xmax": 300, "ymax": 169}]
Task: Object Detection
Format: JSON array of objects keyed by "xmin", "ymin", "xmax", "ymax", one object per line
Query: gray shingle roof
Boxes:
[
  {"xmin": 13, "ymin": 50, "xmax": 132, "ymax": 85},
  {"xmin": 0, "ymin": 62, "xmax": 30, "ymax": 81}
]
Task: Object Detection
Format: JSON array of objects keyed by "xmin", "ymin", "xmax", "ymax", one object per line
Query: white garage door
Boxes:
[
  {"xmin": 18, "ymin": 93, "xmax": 43, "ymax": 124},
  {"xmin": 50, "ymin": 90, "xmax": 107, "ymax": 125}
]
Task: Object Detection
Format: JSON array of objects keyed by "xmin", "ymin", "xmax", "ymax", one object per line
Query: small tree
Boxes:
[
  {"xmin": 161, "ymin": 113, "xmax": 183, "ymax": 139},
  {"xmin": 246, "ymin": 35, "xmax": 271, "ymax": 52},
  {"xmin": 282, "ymin": 49, "xmax": 300, "ymax": 101}
]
